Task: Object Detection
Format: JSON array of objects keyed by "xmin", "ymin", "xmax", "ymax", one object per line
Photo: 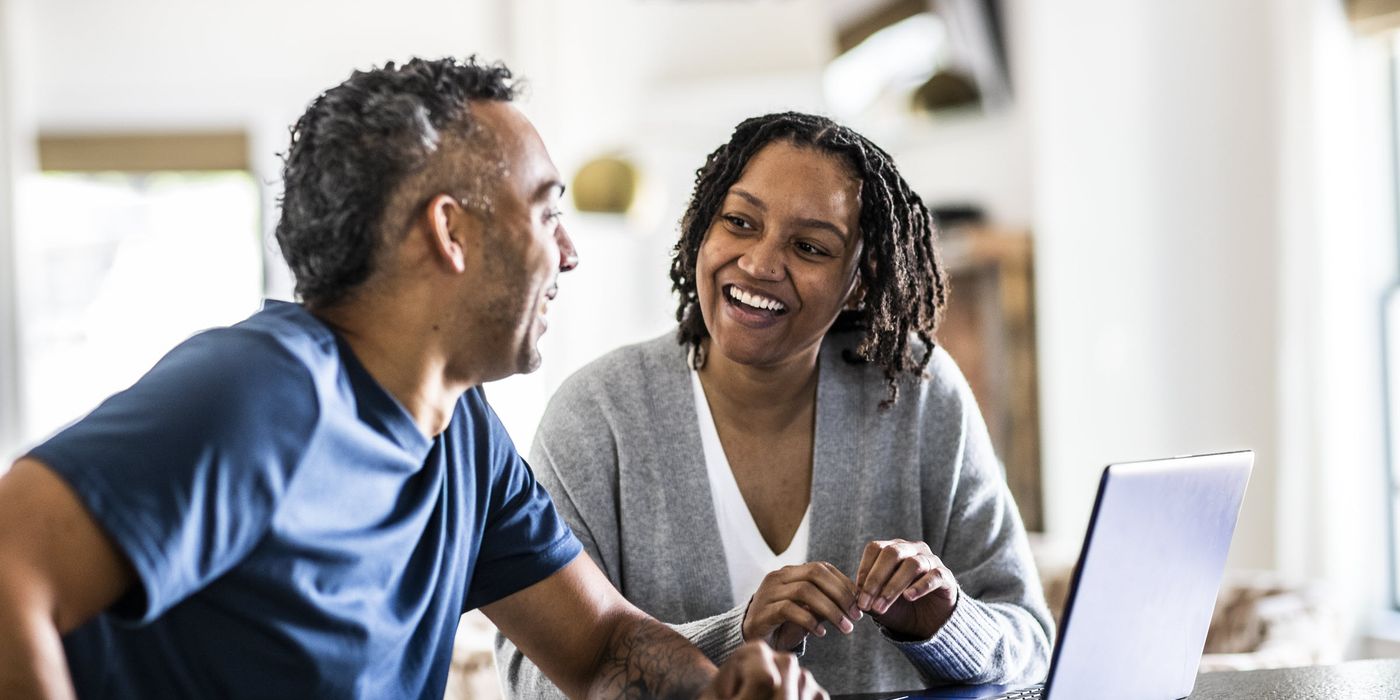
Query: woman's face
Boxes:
[{"xmin": 696, "ymin": 140, "xmax": 865, "ymax": 370}]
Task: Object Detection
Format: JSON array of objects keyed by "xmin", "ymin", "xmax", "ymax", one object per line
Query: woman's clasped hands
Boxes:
[{"xmin": 741, "ymin": 539, "xmax": 960, "ymax": 650}]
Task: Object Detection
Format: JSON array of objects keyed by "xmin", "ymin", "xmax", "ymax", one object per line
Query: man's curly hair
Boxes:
[
  {"xmin": 670, "ymin": 111, "xmax": 948, "ymax": 406},
  {"xmin": 275, "ymin": 56, "xmax": 517, "ymax": 307}
]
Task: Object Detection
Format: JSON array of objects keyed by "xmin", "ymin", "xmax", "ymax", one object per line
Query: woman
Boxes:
[{"xmin": 496, "ymin": 112, "xmax": 1052, "ymax": 695}]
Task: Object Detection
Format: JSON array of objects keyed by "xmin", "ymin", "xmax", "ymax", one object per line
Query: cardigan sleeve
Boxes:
[
  {"xmin": 492, "ymin": 367, "xmax": 748, "ymax": 699},
  {"xmin": 883, "ymin": 349, "xmax": 1055, "ymax": 685}
]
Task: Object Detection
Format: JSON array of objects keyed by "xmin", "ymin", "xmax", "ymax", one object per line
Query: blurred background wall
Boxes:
[{"xmin": 1, "ymin": 0, "xmax": 1398, "ymax": 668}]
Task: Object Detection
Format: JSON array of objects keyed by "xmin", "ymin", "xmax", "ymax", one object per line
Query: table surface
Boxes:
[
  {"xmin": 1187, "ymin": 658, "xmax": 1400, "ymax": 699},
  {"xmin": 834, "ymin": 659, "xmax": 1400, "ymax": 700}
]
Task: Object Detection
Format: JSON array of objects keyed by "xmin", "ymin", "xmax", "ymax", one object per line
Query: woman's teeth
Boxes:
[{"xmin": 727, "ymin": 285, "xmax": 786, "ymax": 313}]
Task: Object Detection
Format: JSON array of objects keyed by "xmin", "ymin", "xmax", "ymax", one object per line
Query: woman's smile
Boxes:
[{"xmin": 721, "ymin": 283, "xmax": 791, "ymax": 329}]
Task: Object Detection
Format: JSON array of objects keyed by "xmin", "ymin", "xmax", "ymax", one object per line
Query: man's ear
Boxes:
[{"xmin": 424, "ymin": 193, "xmax": 477, "ymax": 274}]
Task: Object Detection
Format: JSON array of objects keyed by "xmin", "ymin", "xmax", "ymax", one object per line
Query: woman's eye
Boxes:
[
  {"xmin": 543, "ymin": 207, "xmax": 564, "ymax": 224},
  {"xmin": 796, "ymin": 241, "xmax": 828, "ymax": 256},
  {"xmin": 722, "ymin": 215, "xmax": 752, "ymax": 231}
]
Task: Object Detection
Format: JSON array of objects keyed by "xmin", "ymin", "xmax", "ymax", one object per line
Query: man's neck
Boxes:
[
  {"xmin": 697, "ymin": 341, "xmax": 820, "ymax": 434},
  {"xmin": 310, "ymin": 296, "xmax": 473, "ymax": 438}
]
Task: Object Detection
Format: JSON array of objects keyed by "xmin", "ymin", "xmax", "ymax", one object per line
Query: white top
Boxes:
[{"xmin": 690, "ymin": 370, "xmax": 811, "ymax": 607}]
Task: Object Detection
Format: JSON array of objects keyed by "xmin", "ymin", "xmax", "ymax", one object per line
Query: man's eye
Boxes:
[{"xmin": 544, "ymin": 208, "xmax": 564, "ymax": 223}]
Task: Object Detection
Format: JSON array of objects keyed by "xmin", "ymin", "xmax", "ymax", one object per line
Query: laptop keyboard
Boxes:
[{"xmin": 990, "ymin": 686, "xmax": 1044, "ymax": 699}]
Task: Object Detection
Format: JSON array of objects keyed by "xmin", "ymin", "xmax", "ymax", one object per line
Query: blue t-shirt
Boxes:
[{"xmin": 27, "ymin": 300, "xmax": 582, "ymax": 698}]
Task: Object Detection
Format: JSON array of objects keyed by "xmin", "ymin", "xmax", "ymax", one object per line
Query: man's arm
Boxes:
[
  {"xmin": 487, "ymin": 553, "xmax": 827, "ymax": 699},
  {"xmin": 0, "ymin": 458, "xmax": 135, "ymax": 699},
  {"xmin": 483, "ymin": 553, "xmax": 714, "ymax": 698}
]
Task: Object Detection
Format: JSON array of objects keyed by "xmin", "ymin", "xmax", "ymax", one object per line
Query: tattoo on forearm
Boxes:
[{"xmin": 592, "ymin": 619, "xmax": 711, "ymax": 699}]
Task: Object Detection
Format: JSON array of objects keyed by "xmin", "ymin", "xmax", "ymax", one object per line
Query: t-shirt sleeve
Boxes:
[
  {"xmin": 25, "ymin": 328, "xmax": 320, "ymax": 625},
  {"xmin": 462, "ymin": 389, "xmax": 582, "ymax": 611}
]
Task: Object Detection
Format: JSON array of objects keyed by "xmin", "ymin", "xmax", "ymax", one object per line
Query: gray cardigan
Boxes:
[{"xmin": 494, "ymin": 331, "xmax": 1053, "ymax": 696}]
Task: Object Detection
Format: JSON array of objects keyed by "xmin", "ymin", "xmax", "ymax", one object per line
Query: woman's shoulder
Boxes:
[
  {"xmin": 534, "ymin": 331, "xmax": 695, "ymax": 474},
  {"xmin": 544, "ymin": 330, "xmax": 689, "ymax": 422},
  {"xmin": 556, "ymin": 330, "xmax": 683, "ymax": 391},
  {"xmin": 823, "ymin": 330, "xmax": 974, "ymax": 410}
]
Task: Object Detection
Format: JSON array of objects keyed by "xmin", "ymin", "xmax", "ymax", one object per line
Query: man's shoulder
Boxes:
[
  {"xmin": 172, "ymin": 302, "xmax": 334, "ymax": 388},
  {"xmin": 215, "ymin": 300, "xmax": 338, "ymax": 367},
  {"xmin": 26, "ymin": 304, "xmax": 335, "ymax": 520},
  {"xmin": 109, "ymin": 302, "xmax": 337, "ymax": 434}
]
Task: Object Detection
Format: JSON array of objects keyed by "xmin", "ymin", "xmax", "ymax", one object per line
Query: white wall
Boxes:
[
  {"xmin": 31, "ymin": 0, "xmax": 507, "ymax": 128},
  {"xmin": 1025, "ymin": 0, "xmax": 1395, "ymax": 655},
  {"xmin": 1273, "ymin": 0, "xmax": 1395, "ymax": 651},
  {"xmin": 1025, "ymin": 0, "xmax": 1281, "ymax": 569}
]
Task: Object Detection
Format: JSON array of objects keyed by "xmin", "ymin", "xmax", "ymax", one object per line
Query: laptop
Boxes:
[{"xmin": 839, "ymin": 450, "xmax": 1253, "ymax": 700}]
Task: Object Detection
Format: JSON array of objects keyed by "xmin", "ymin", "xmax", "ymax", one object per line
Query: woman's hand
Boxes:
[
  {"xmin": 742, "ymin": 562, "xmax": 861, "ymax": 651},
  {"xmin": 854, "ymin": 539, "xmax": 959, "ymax": 641}
]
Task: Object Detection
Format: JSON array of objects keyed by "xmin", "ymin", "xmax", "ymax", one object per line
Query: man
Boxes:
[{"xmin": 0, "ymin": 57, "xmax": 824, "ymax": 699}]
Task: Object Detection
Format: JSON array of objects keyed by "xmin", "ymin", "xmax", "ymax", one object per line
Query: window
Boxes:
[{"xmin": 14, "ymin": 133, "xmax": 263, "ymax": 446}]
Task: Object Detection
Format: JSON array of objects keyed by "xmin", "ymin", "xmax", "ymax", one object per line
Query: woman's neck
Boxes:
[{"xmin": 697, "ymin": 341, "xmax": 820, "ymax": 433}]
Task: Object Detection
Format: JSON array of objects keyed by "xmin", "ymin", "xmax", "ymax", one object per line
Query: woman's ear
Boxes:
[{"xmin": 844, "ymin": 270, "xmax": 866, "ymax": 311}]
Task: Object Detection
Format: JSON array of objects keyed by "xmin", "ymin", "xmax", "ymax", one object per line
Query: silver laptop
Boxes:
[{"xmin": 842, "ymin": 450, "xmax": 1253, "ymax": 700}]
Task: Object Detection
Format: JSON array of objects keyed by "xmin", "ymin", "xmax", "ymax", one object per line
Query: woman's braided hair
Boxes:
[{"xmin": 669, "ymin": 111, "xmax": 948, "ymax": 406}]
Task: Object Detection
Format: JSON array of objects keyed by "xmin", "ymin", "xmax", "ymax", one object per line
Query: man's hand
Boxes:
[
  {"xmin": 742, "ymin": 563, "xmax": 860, "ymax": 651},
  {"xmin": 854, "ymin": 539, "xmax": 959, "ymax": 641},
  {"xmin": 701, "ymin": 642, "xmax": 827, "ymax": 700}
]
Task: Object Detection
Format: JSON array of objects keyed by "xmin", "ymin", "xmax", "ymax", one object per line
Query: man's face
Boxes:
[{"xmin": 465, "ymin": 102, "xmax": 577, "ymax": 380}]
